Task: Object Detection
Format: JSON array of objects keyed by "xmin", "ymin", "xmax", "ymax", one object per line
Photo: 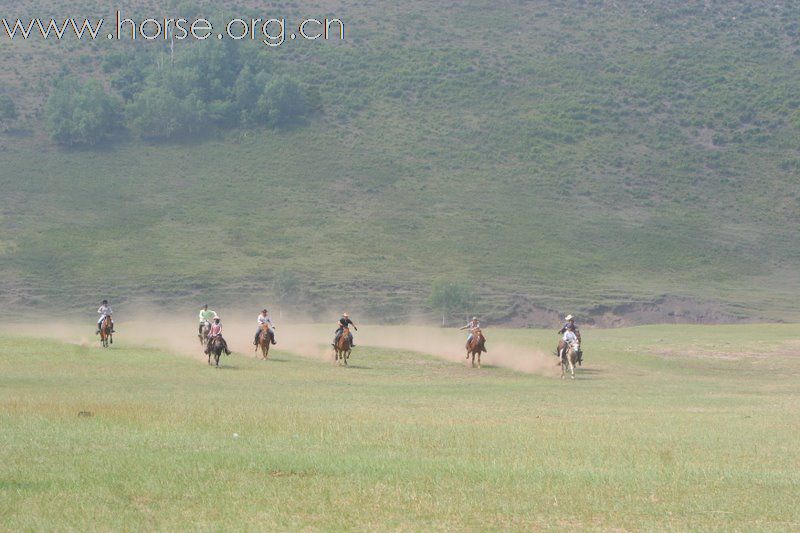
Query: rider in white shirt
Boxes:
[
  {"xmin": 253, "ymin": 309, "xmax": 277, "ymax": 345},
  {"xmin": 95, "ymin": 299, "xmax": 115, "ymax": 334}
]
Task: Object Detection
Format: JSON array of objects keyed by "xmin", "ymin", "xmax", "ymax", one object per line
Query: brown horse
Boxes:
[
  {"xmin": 206, "ymin": 336, "xmax": 227, "ymax": 367},
  {"xmin": 466, "ymin": 328, "xmax": 486, "ymax": 368},
  {"xmin": 560, "ymin": 340, "xmax": 580, "ymax": 380},
  {"xmin": 99, "ymin": 315, "xmax": 113, "ymax": 348},
  {"xmin": 334, "ymin": 326, "xmax": 352, "ymax": 366},
  {"xmin": 256, "ymin": 323, "xmax": 272, "ymax": 360}
]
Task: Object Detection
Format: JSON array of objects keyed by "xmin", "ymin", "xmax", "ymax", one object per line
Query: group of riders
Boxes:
[
  {"xmin": 194, "ymin": 304, "xmax": 360, "ymax": 357},
  {"xmin": 94, "ymin": 299, "xmax": 583, "ymax": 363}
]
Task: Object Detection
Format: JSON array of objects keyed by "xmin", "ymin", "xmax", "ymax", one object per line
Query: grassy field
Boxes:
[{"xmin": 1, "ymin": 324, "xmax": 799, "ymax": 530}]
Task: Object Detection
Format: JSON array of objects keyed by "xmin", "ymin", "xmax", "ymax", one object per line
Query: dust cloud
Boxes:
[{"xmin": 2, "ymin": 311, "xmax": 560, "ymax": 376}]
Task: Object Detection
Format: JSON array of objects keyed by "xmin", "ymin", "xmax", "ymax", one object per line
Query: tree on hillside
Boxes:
[
  {"xmin": 429, "ymin": 278, "xmax": 472, "ymax": 327},
  {"xmin": 125, "ymin": 84, "xmax": 193, "ymax": 140},
  {"xmin": 259, "ymin": 76, "xmax": 308, "ymax": 127},
  {"xmin": 45, "ymin": 79, "xmax": 119, "ymax": 145},
  {"xmin": 0, "ymin": 94, "xmax": 18, "ymax": 131}
]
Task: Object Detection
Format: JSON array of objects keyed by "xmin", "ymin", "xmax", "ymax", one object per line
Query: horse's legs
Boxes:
[{"xmin": 477, "ymin": 352, "xmax": 481, "ymax": 368}]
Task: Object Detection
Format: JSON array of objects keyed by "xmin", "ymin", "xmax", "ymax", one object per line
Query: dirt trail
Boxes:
[{"xmin": 2, "ymin": 315, "xmax": 559, "ymax": 376}]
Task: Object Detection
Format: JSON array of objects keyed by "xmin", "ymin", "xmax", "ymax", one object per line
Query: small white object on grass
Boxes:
[{"xmin": 232, "ymin": 433, "xmax": 239, "ymax": 438}]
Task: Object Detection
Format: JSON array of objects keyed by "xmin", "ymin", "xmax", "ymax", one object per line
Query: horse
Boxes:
[
  {"xmin": 256, "ymin": 323, "xmax": 272, "ymax": 360},
  {"xmin": 560, "ymin": 340, "xmax": 580, "ymax": 380},
  {"xmin": 206, "ymin": 336, "xmax": 227, "ymax": 368},
  {"xmin": 466, "ymin": 328, "xmax": 486, "ymax": 368},
  {"xmin": 334, "ymin": 326, "xmax": 352, "ymax": 366},
  {"xmin": 198, "ymin": 321, "xmax": 211, "ymax": 348},
  {"xmin": 99, "ymin": 315, "xmax": 113, "ymax": 348}
]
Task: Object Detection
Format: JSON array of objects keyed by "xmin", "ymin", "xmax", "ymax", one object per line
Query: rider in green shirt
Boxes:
[{"xmin": 198, "ymin": 304, "xmax": 218, "ymax": 335}]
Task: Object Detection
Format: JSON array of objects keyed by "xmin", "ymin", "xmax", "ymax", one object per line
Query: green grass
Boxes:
[
  {"xmin": 2, "ymin": 324, "xmax": 799, "ymax": 529},
  {"xmin": 0, "ymin": 1, "xmax": 799, "ymax": 320}
]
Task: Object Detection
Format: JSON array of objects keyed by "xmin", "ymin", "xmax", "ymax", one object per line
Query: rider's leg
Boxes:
[
  {"xmin": 96, "ymin": 317, "xmax": 103, "ymax": 334},
  {"xmin": 269, "ymin": 327, "xmax": 276, "ymax": 344},
  {"xmin": 348, "ymin": 332, "xmax": 355, "ymax": 347},
  {"xmin": 254, "ymin": 328, "xmax": 261, "ymax": 346},
  {"xmin": 222, "ymin": 337, "xmax": 231, "ymax": 355},
  {"xmin": 332, "ymin": 328, "xmax": 342, "ymax": 346},
  {"xmin": 111, "ymin": 320, "xmax": 115, "ymax": 333}
]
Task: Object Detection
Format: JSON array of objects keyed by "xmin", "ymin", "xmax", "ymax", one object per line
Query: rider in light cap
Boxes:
[
  {"xmin": 333, "ymin": 312, "xmax": 357, "ymax": 347},
  {"xmin": 459, "ymin": 316, "xmax": 481, "ymax": 344},
  {"xmin": 206, "ymin": 316, "xmax": 232, "ymax": 356},
  {"xmin": 254, "ymin": 309, "xmax": 277, "ymax": 346},
  {"xmin": 557, "ymin": 314, "xmax": 582, "ymax": 364}
]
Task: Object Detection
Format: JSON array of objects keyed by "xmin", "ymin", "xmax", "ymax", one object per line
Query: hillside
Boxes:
[{"xmin": 0, "ymin": 0, "xmax": 799, "ymax": 323}]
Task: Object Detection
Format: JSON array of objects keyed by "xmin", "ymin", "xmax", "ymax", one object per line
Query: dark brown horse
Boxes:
[
  {"xmin": 334, "ymin": 326, "xmax": 352, "ymax": 366},
  {"xmin": 256, "ymin": 323, "xmax": 272, "ymax": 360},
  {"xmin": 99, "ymin": 315, "xmax": 113, "ymax": 348},
  {"xmin": 206, "ymin": 336, "xmax": 227, "ymax": 367},
  {"xmin": 466, "ymin": 328, "xmax": 486, "ymax": 368}
]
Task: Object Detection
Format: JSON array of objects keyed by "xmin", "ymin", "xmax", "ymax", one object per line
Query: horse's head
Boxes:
[{"xmin": 570, "ymin": 340, "xmax": 580, "ymax": 353}]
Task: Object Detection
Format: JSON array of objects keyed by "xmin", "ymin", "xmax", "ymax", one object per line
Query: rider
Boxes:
[
  {"xmin": 561, "ymin": 325, "xmax": 579, "ymax": 360},
  {"xmin": 198, "ymin": 304, "xmax": 218, "ymax": 336},
  {"xmin": 206, "ymin": 316, "xmax": 232, "ymax": 355},
  {"xmin": 557, "ymin": 314, "xmax": 581, "ymax": 342},
  {"xmin": 253, "ymin": 309, "xmax": 277, "ymax": 346},
  {"xmin": 333, "ymin": 312, "xmax": 358, "ymax": 347},
  {"xmin": 95, "ymin": 299, "xmax": 115, "ymax": 334},
  {"xmin": 557, "ymin": 315, "xmax": 583, "ymax": 363},
  {"xmin": 459, "ymin": 316, "xmax": 481, "ymax": 345}
]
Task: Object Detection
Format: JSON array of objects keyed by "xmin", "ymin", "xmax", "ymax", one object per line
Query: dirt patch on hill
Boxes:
[{"xmin": 495, "ymin": 295, "xmax": 757, "ymax": 328}]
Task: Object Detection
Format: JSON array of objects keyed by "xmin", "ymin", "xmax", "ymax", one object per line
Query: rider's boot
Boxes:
[
  {"xmin": 270, "ymin": 333, "xmax": 277, "ymax": 345},
  {"xmin": 254, "ymin": 332, "xmax": 260, "ymax": 346},
  {"xmin": 349, "ymin": 334, "xmax": 355, "ymax": 347}
]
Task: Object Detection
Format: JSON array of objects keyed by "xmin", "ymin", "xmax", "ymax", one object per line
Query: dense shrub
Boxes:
[
  {"xmin": 116, "ymin": 42, "xmax": 310, "ymax": 140},
  {"xmin": 45, "ymin": 79, "xmax": 120, "ymax": 145},
  {"xmin": 0, "ymin": 94, "xmax": 18, "ymax": 130}
]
